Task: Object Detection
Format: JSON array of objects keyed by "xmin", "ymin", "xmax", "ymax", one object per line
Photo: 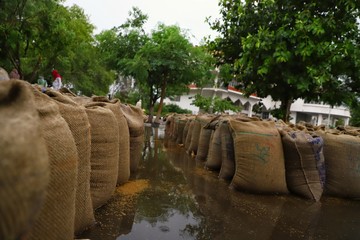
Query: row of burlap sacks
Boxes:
[
  {"xmin": 165, "ymin": 113, "xmax": 360, "ymax": 202},
  {"xmin": 0, "ymin": 80, "xmax": 145, "ymax": 240}
]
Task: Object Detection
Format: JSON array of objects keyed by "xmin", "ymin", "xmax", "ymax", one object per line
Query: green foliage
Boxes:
[
  {"xmin": 154, "ymin": 103, "xmax": 192, "ymax": 116},
  {"xmin": 124, "ymin": 23, "xmax": 215, "ymax": 120},
  {"xmin": 191, "ymin": 94, "xmax": 213, "ymax": 113},
  {"xmin": 218, "ymin": 63, "xmax": 234, "ymax": 87},
  {"xmin": 350, "ymin": 102, "xmax": 360, "ymax": 127},
  {"xmin": 270, "ymin": 108, "xmax": 285, "ymax": 121},
  {"xmin": 335, "ymin": 118, "xmax": 345, "ymax": 127},
  {"xmin": 191, "ymin": 93, "xmax": 240, "ymax": 113},
  {"xmin": 95, "ymin": 7, "xmax": 149, "ymax": 76},
  {"xmin": 209, "ymin": 0, "xmax": 360, "ymax": 120},
  {"xmin": 0, "ymin": 0, "xmax": 113, "ymax": 96},
  {"xmin": 213, "ymin": 96, "xmax": 240, "ymax": 113},
  {"xmin": 114, "ymin": 88, "xmax": 141, "ymax": 106}
]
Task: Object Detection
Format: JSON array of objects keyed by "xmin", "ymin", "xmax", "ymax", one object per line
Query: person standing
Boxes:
[
  {"xmin": 37, "ymin": 75, "xmax": 48, "ymax": 92},
  {"xmin": 51, "ymin": 69, "xmax": 62, "ymax": 90}
]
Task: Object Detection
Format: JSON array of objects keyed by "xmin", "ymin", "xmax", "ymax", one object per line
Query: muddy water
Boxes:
[{"xmin": 79, "ymin": 126, "xmax": 360, "ymax": 240}]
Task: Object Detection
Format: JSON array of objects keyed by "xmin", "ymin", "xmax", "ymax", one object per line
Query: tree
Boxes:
[
  {"xmin": 0, "ymin": 0, "xmax": 112, "ymax": 96},
  {"xmin": 191, "ymin": 93, "xmax": 241, "ymax": 113},
  {"xmin": 350, "ymin": 101, "xmax": 360, "ymax": 126},
  {"xmin": 209, "ymin": 0, "xmax": 360, "ymax": 121},
  {"xmin": 127, "ymin": 24, "xmax": 215, "ymax": 123},
  {"xmin": 95, "ymin": 7, "xmax": 149, "ymax": 100}
]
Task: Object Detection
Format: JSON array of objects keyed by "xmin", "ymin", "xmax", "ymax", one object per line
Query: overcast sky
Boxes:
[{"xmin": 63, "ymin": 0, "xmax": 221, "ymax": 45}]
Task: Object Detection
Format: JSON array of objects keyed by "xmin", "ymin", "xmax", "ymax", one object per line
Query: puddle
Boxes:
[{"xmin": 79, "ymin": 126, "xmax": 360, "ymax": 240}]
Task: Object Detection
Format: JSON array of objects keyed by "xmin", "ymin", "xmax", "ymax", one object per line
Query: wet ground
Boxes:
[{"xmin": 79, "ymin": 126, "xmax": 360, "ymax": 240}]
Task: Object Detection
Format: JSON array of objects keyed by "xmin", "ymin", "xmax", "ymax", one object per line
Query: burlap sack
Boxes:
[
  {"xmin": 45, "ymin": 89, "xmax": 95, "ymax": 234},
  {"xmin": 85, "ymin": 104, "xmax": 119, "ymax": 209},
  {"xmin": 195, "ymin": 115, "xmax": 218, "ymax": 162},
  {"xmin": 0, "ymin": 80, "xmax": 49, "ymax": 240},
  {"xmin": 176, "ymin": 118, "xmax": 187, "ymax": 145},
  {"xmin": 229, "ymin": 120, "xmax": 288, "ymax": 194},
  {"xmin": 92, "ymin": 97, "xmax": 130, "ymax": 185},
  {"xmin": 281, "ymin": 131, "xmax": 325, "ymax": 201},
  {"xmin": 182, "ymin": 117, "xmax": 193, "ymax": 146},
  {"xmin": 184, "ymin": 119, "xmax": 195, "ymax": 152},
  {"xmin": 120, "ymin": 104, "xmax": 145, "ymax": 173},
  {"xmin": 205, "ymin": 124, "xmax": 222, "ymax": 170},
  {"xmin": 171, "ymin": 115, "xmax": 179, "ymax": 141},
  {"xmin": 59, "ymin": 87, "xmax": 77, "ymax": 97},
  {"xmin": 59, "ymin": 88, "xmax": 92, "ymax": 106},
  {"xmin": 219, "ymin": 121, "xmax": 235, "ymax": 180},
  {"xmin": 28, "ymin": 85, "xmax": 78, "ymax": 240},
  {"xmin": 165, "ymin": 114, "xmax": 174, "ymax": 140},
  {"xmin": 187, "ymin": 118, "xmax": 202, "ymax": 155},
  {"xmin": 164, "ymin": 115, "xmax": 173, "ymax": 147},
  {"xmin": 196, "ymin": 115, "xmax": 221, "ymax": 161},
  {"xmin": 319, "ymin": 131, "xmax": 360, "ymax": 198},
  {"xmin": 72, "ymin": 96, "xmax": 92, "ymax": 105},
  {"xmin": 119, "ymin": 104, "xmax": 145, "ymax": 137}
]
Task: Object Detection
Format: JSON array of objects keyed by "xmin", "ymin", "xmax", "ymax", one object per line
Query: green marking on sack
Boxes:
[
  {"xmin": 238, "ymin": 131, "xmax": 276, "ymax": 137},
  {"xmin": 255, "ymin": 143, "xmax": 270, "ymax": 164}
]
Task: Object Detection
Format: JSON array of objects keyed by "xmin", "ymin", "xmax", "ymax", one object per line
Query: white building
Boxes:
[{"xmin": 164, "ymin": 84, "xmax": 351, "ymax": 126}]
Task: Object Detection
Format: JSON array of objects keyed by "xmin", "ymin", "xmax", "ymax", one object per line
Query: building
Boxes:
[{"xmin": 164, "ymin": 84, "xmax": 351, "ymax": 126}]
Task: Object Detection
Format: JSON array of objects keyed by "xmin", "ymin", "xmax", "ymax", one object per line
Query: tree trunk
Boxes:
[
  {"xmin": 147, "ymin": 105, "xmax": 154, "ymax": 123},
  {"xmin": 147, "ymin": 87, "xmax": 155, "ymax": 123},
  {"xmin": 154, "ymin": 80, "xmax": 167, "ymax": 125},
  {"xmin": 280, "ymin": 97, "xmax": 293, "ymax": 122}
]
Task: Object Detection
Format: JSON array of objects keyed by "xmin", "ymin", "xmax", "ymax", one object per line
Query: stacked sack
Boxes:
[
  {"xmin": 165, "ymin": 114, "xmax": 360, "ymax": 202},
  {"xmin": 0, "ymin": 80, "xmax": 49, "ymax": 240},
  {"xmin": 27, "ymin": 84, "xmax": 79, "ymax": 240},
  {"xmin": 44, "ymin": 88, "xmax": 95, "ymax": 234},
  {"xmin": 120, "ymin": 104, "xmax": 145, "ymax": 173},
  {"xmin": 317, "ymin": 127, "xmax": 360, "ymax": 199},
  {"xmin": 0, "ymin": 80, "xmax": 145, "ymax": 239},
  {"xmin": 280, "ymin": 128, "xmax": 326, "ymax": 201},
  {"xmin": 228, "ymin": 119, "xmax": 288, "ymax": 194}
]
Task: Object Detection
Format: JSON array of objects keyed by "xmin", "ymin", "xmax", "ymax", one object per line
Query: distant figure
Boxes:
[
  {"xmin": 9, "ymin": 68, "xmax": 20, "ymax": 79},
  {"xmin": 0, "ymin": 67, "xmax": 10, "ymax": 81},
  {"xmin": 37, "ymin": 75, "xmax": 48, "ymax": 92},
  {"xmin": 51, "ymin": 69, "xmax": 62, "ymax": 90}
]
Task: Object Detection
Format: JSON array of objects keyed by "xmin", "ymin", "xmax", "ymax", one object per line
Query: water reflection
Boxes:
[
  {"xmin": 119, "ymin": 126, "xmax": 207, "ymax": 240},
  {"xmin": 80, "ymin": 126, "xmax": 360, "ymax": 240}
]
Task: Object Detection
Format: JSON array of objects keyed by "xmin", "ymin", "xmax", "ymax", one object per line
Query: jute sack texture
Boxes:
[
  {"xmin": 281, "ymin": 130, "xmax": 325, "ymax": 201},
  {"xmin": 182, "ymin": 117, "xmax": 194, "ymax": 146},
  {"xmin": 176, "ymin": 117, "xmax": 187, "ymax": 145},
  {"xmin": 0, "ymin": 80, "xmax": 49, "ymax": 240},
  {"xmin": 194, "ymin": 114, "xmax": 216, "ymax": 161},
  {"xmin": 184, "ymin": 119, "xmax": 195, "ymax": 152},
  {"xmin": 319, "ymin": 131, "xmax": 360, "ymax": 198},
  {"xmin": 218, "ymin": 115, "xmax": 261, "ymax": 180},
  {"xmin": 171, "ymin": 114, "xmax": 179, "ymax": 141},
  {"xmin": 119, "ymin": 104, "xmax": 144, "ymax": 173},
  {"xmin": 85, "ymin": 103, "xmax": 119, "ymax": 209},
  {"xmin": 219, "ymin": 120, "xmax": 235, "ymax": 180},
  {"xmin": 187, "ymin": 116, "xmax": 205, "ymax": 155},
  {"xmin": 45, "ymin": 89, "xmax": 95, "ymax": 234},
  {"xmin": 229, "ymin": 120, "xmax": 288, "ymax": 194},
  {"xmin": 163, "ymin": 114, "xmax": 173, "ymax": 148},
  {"xmin": 164, "ymin": 114, "xmax": 174, "ymax": 140},
  {"xmin": 28, "ymin": 85, "xmax": 78, "ymax": 240},
  {"xmin": 92, "ymin": 97, "xmax": 130, "ymax": 185},
  {"xmin": 205, "ymin": 121, "xmax": 222, "ymax": 170}
]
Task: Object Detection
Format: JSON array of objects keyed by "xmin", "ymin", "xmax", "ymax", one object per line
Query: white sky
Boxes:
[{"xmin": 63, "ymin": 0, "xmax": 221, "ymax": 45}]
